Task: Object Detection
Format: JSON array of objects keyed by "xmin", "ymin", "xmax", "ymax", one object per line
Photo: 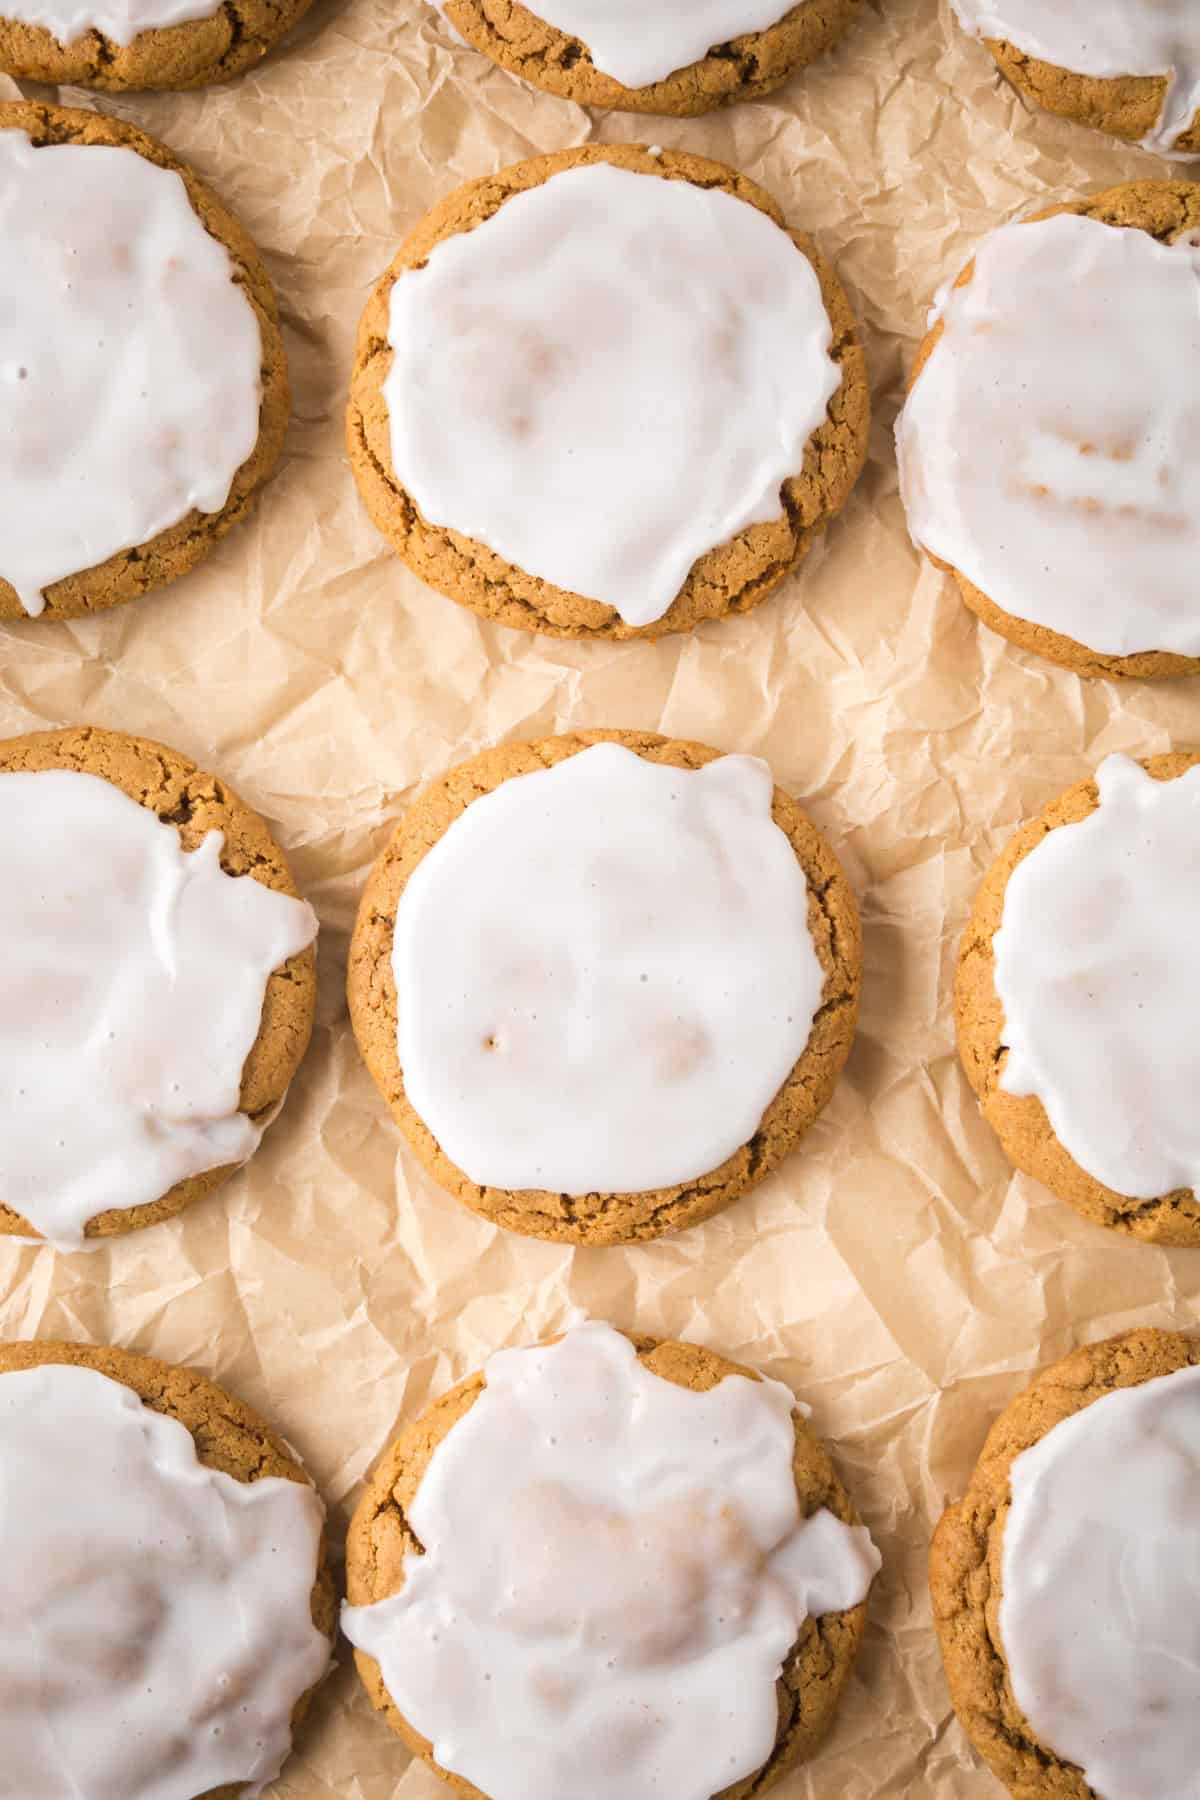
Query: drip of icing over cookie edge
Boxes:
[
  {"xmin": 383, "ymin": 161, "xmax": 841, "ymax": 628},
  {"xmin": 0, "ymin": 768, "xmax": 318, "ymax": 1250},
  {"xmin": 1001, "ymin": 1361, "xmax": 1200, "ymax": 1800},
  {"xmin": 343, "ymin": 1322, "xmax": 880, "ymax": 1800},
  {"xmin": 435, "ymin": 0, "xmax": 800, "ymax": 89},
  {"xmin": 992, "ymin": 753, "xmax": 1200, "ymax": 1200},
  {"xmin": 950, "ymin": 0, "xmax": 1200, "ymax": 156},
  {"xmin": 0, "ymin": 1361, "xmax": 330, "ymax": 1800},
  {"xmin": 896, "ymin": 212, "xmax": 1200, "ymax": 659},
  {"xmin": 391, "ymin": 744, "xmax": 826, "ymax": 1195},
  {"xmin": 0, "ymin": 131, "xmax": 262, "ymax": 615}
]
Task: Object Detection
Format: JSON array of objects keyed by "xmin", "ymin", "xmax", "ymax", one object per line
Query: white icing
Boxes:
[
  {"xmin": 951, "ymin": 0, "xmax": 1200, "ymax": 157},
  {"xmin": 384, "ymin": 161, "xmax": 842, "ymax": 628},
  {"xmin": 436, "ymin": 0, "xmax": 796, "ymax": 89},
  {"xmin": 0, "ymin": 1361, "xmax": 330, "ymax": 1800},
  {"xmin": 896, "ymin": 212, "xmax": 1200, "ymax": 659},
  {"xmin": 993, "ymin": 754, "xmax": 1200, "ymax": 1201},
  {"xmin": 391, "ymin": 743, "xmax": 826, "ymax": 1195},
  {"xmin": 343, "ymin": 1322, "xmax": 879, "ymax": 1800},
  {"xmin": 1000, "ymin": 1361, "xmax": 1200, "ymax": 1800},
  {"xmin": 0, "ymin": 768, "xmax": 318, "ymax": 1251},
  {"xmin": 0, "ymin": 130, "xmax": 263, "ymax": 617},
  {"xmin": 2, "ymin": 0, "xmax": 216, "ymax": 45}
]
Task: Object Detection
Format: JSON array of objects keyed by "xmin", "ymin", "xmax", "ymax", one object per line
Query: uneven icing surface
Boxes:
[
  {"xmin": 1, "ymin": 0, "xmax": 217, "ymax": 44},
  {"xmin": 993, "ymin": 755, "xmax": 1200, "ymax": 1200},
  {"xmin": 0, "ymin": 1362, "xmax": 329, "ymax": 1800},
  {"xmin": 0, "ymin": 769, "xmax": 317, "ymax": 1249},
  {"xmin": 0, "ymin": 131, "xmax": 262, "ymax": 616},
  {"xmin": 897, "ymin": 212, "xmax": 1200, "ymax": 658},
  {"xmin": 392, "ymin": 744, "xmax": 824, "ymax": 1195},
  {"xmin": 1001, "ymin": 1362, "xmax": 1200, "ymax": 1799},
  {"xmin": 439, "ymin": 1, "xmax": 797, "ymax": 88},
  {"xmin": 384, "ymin": 161, "xmax": 841, "ymax": 627},
  {"xmin": 951, "ymin": 1, "xmax": 1200, "ymax": 155},
  {"xmin": 343, "ymin": 1323, "xmax": 879, "ymax": 1800}
]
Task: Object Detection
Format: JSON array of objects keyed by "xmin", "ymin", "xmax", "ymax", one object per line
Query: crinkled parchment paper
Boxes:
[{"xmin": 2, "ymin": 2, "xmax": 1198, "ymax": 1793}]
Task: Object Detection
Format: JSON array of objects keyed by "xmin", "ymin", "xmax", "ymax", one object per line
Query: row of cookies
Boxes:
[
  {"xmin": 1, "ymin": 0, "xmax": 1197, "ymax": 165},
  {"xmin": 6, "ymin": 721, "xmax": 1195, "ymax": 1254},
  {"xmin": 5, "ymin": 98, "xmax": 1197, "ymax": 682},
  {"xmin": 5, "ymin": 1312, "xmax": 1193, "ymax": 1800}
]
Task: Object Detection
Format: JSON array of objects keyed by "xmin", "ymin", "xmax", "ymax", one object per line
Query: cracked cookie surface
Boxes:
[
  {"xmin": 0, "ymin": 103, "xmax": 287, "ymax": 622},
  {"xmin": 0, "ymin": 1336, "xmax": 336, "ymax": 1800},
  {"xmin": 0, "ymin": 725, "xmax": 316, "ymax": 1244},
  {"xmin": 0, "ymin": 0, "xmax": 314, "ymax": 87},
  {"xmin": 346, "ymin": 143, "xmax": 869, "ymax": 642},
  {"xmin": 347, "ymin": 729, "xmax": 860, "ymax": 1246},
  {"xmin": 931, "ymin": 1328, "xmax": 1200, "ymax": 1799},
  {"xmin": 346, "ymin": 1331, "xmax": 871, "ymax": 1799},
  {"xmin": 438, "ymin": 1, "xmax": 862, "ymax": 115},
  {"xmin": 984, "ymin": 38, "xmax": 1200, "ymax": 156},
  {"xmin": 909, "ymin": 181, "xmax": 1200, "ymax": 680},
  {"xmin": 956, "ymin": 750, "xmax": 1200, "ymax": 1245}
]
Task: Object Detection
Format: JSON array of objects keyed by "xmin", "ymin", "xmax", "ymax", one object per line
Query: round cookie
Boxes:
[
  {"xmin": 435, "ymin": 1, "xmax": 863, "ymax": 116},
  {"xmin": 346, "ymin": 143, "xmax": 869, "ymax": 641},
  {"xmin": 345, "ymin": 1329, "xmax": 874, "ymax": 1799},
  {"xmin": 956, "ymin": 750, "xmax": 1200, "ymax": 1245},
  {"xmin": 0, "ymin": 1336, "xmax": 336, "ymax": 1800},
  {"xmin": 347, "ymin": 729, "xmax": 861, "ymax": 1246},
  {"xmin": 0, "ymin": 102, "xmax": 288, "ymax": 623},
  {"xmin": 905, "ymin": 181, "xmax": 1200, "ymax": 680},
  {"xmin": 0, "ymin": 724, "xmax": 317, "ymax": 1245},
  {"xmin": 931, "ymin": 1327, "xmax": 1200, "ymax": 1800},
  {"xmin": 0, "ymin": 0, "xmax": 315, "ymax": 87}
]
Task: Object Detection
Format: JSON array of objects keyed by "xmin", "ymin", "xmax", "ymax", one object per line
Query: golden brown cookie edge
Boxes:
[
  {"xmin": 345, "ymin": 142, "xmax": 869, "ymax": 641},
  {"xmin": 905, "ymin": 181, "xmax": 1200, "ymax": 679},
  {"xmin": 347, "ymin": 729, "xmax": 861, "ymax": 1246},
  {"xmin": 0, "ymin": 1335, "xmax": 336, "ymax": 1800},
  {"xmin": 0, "ymin": 725, "xmax": 317, "ymax": 1243},
  {"xmin": 345, "ymin": 1330, "xmax": 873, "ymax": 1799},
  {"xmin": 955, "ymin": 749, "xmax": 1200, "ymax": 1244},
  {"xmin": 0, "ymin": 102, "xmax": 289, "ymax": 623},
  {"xmin": 931, "ymin": 1327, "xmax": 1200, "ymax": 1799}
]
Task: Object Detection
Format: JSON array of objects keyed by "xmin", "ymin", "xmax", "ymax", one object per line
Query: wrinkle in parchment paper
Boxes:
[{"xmin": 2, "ymin": 2, "xmax": 1199, "ymax": 1795}]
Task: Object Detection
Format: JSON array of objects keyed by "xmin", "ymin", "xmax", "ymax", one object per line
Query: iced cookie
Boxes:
[
  {"xmin": 431, "ymin": 1, "xmax": 862, "ymax": 116},
  {"xmin": 0, "ymin": 725, "xmax": 318, "ymax": 1251},
  {"xmin": 347, "ymin": 730, "xmax": 860, "ymax": 1245},
  {"xmin": 0, "ymin": 0, "xmax": 313, "ymax": 86},
  {"xmin": 957, "ymin": 751, "xmax": 1200, "ymax": 1246},
  {"xmin": 932, "ymin": 1328, "xmax": 1200, "ymax": 1800},
  {"xmin": 347, "ymin": 144, "xmax": 869, "ymax": 640},
  {"xmin": 0, "ymin": 103, "xmax": 287, "ymax": 622},
  {"xmin": 950, "ymin": 2, "xmax": 1200, "ymax": 158},
  {"xmin": 344, "ymin": 1321, "xmax": 880, "ymax": 1800},
  {"xmin": 897, "ymin": 183, "xmax": 1200, "ymax": 679},
  {"xmin": 0, "ymin": 1337, "xmax": 335, "ymax": 1799}
]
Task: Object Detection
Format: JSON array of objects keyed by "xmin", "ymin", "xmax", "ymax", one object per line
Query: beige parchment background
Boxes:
[{"xmin": 2, "ymin": 1, "xmax": 1198, "ymax": 1793}]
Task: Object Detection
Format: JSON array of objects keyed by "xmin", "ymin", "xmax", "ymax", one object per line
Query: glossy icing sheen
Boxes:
[
  {"xmin": 993, "ymin": 754, "xmax": 1200, "ymax": 1200},
  {"xmin": 440, "ymin": 0, "xmax": 798, "ymax": 88},
  {"xmin": 343, "ymin": 1323, "xmax": 880, "ymax": 1800},
  {"xmin": 1, "ymin": 0, "xmax": 217, "ymax": 44},
  {"xmin": 0, "ymin": 1362, "xmax": 330, "ymax": 1800},
  {"xmin": 896, "ymin": 212, "xmax": 1200, "ymax": 659},
  {"xmin": 384, "ymin": 161, "xmax": 841, "ymax": 628},
  {"xmin": 0, "ymin": 768, "xmax": 317, "ymax": 1250},
  {"xmin": 1001, "ymin": 1362, "xmax": 1200, "ymax": 1800},
  {"xmin": 0, "ymin": 130, "xmax": 262, "ymax": 616},
  {"xmin": 392, "ymin": 744, "xmax": 825, "ymax": 1195},
  {"xmin": 951, "ymin": 0, "xmax": 1200, "ymax": 156}
]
